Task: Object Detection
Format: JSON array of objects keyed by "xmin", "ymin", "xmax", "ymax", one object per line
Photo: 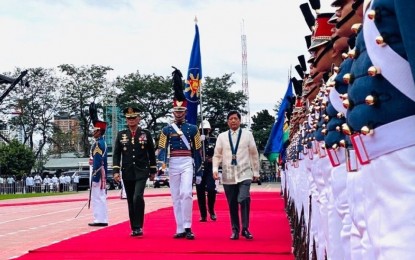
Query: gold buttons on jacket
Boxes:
[
  {"xmin": 321, "ymin": 129, "xmax": 327, "ymax": 135},
  {"xmin": 342, "ymin": 99, "xmax": 350, "ymax": 109},
  {"xmin": 368, "ymin": 66, "xmax": 381, "ymax": 76},
  {"xmin": 365, "ymin": 95, "xmax": 375, "ymax": 105},
  {"xmin": 367, "ymin": 10, "xmax": 376, "ymax": 20},
  {"xmin": 376, "ymin": 36, "xmax": 386, "ymax": 46},
  {"xmin": 336, "ymin": 126, "xmax": 341, "ymax": 132},
  {"xmin": 348, "ymin": 49, "xmax": 356, "ymax": 59},
  {"xmin": 342, "ymin": 53, "xmax": 348, "ymax": 60},
  {"xmin": 351, "ymin": 23, "xmax": 362, "ymax": 34},
  {"xmin": 342, "ymin": 123, "xmax": 351, "ymax": 135},
  {"xmin": 332, "ymin": 143, "xmax": 338, "ymax": 150},
  {"xmin": 337, "ymin": 112, "xmax": 344, "ymax": 118},
  {"xmin": 361, "ymin": 126, "xmax": 373, "ymax": 135},
  {"xmin": 343, "ymin": 73, "xmax": 352, "ymax": 84},
  {"xmin": 339, "ymin": 140, "xmax": 346, "ymax": 148}
]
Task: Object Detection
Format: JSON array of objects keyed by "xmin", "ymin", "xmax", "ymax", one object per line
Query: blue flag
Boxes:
[
  {"xmin": 185, "ymin": 23, "xmax": 202, "ymax": 125},
  {"xmin": 264, "ymin": 80, "xmax": 294, "ymax": 163}
]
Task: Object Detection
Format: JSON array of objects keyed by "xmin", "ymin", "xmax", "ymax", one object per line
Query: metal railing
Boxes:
[{"xmin": 0, "ymin": 181, "xmax": 80, "ymax": 194}]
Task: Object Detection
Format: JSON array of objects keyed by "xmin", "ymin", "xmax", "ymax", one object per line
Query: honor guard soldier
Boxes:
[
  {"xmin": 158, "ymin": 68, "xmax": 203, "ymax": 240},
  {"xmin": 196, "ymin": 120, "xmax": 217, "ymax": 222},
  {"xmin": 345, "ymin": 0, "xmax": 415, "ymax": 258},
  {"xmin": 88, "ymin": 120, "xmax": 109, "ymax": 227},
  {"xmin": 112, "ymin": 107, "xmax": 157, "ymax": 237}
]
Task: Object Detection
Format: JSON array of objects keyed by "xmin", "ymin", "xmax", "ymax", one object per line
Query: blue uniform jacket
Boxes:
[
  {"xmin": 91, "ymin": 136, "xmax": 108, "ymax": 183},
  {"xmin": 347, "ymin": 0, "xmax": 415, "ymax": 132},
  {"xmin": 157, "ymin": 122, "xmax": 203, "ymax": 177}
]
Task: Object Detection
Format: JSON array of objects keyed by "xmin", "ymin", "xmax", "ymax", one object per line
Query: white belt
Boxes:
[{"xmin": 351, "ymin": 115, "xmax": 415, "ymax": 163}]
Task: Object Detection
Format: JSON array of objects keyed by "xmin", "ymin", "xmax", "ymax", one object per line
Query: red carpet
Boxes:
[{"xmin": 17, "ymin": 192, "xmax": 293, "ymax": 260}]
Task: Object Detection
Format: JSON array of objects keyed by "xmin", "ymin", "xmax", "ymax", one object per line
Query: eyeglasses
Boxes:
[{"xmin": 126, "ymin": 117, "xmax": 138, "ymax": 120}]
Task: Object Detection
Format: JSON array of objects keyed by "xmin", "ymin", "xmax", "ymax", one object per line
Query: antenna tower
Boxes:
[{"xmin": 241, "ymin": 20, "xmax": 251, "ymax": 128}]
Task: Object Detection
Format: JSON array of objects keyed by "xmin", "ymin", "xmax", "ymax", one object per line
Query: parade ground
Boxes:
[{"xmin": 0, "ymin": 182, "xmax": 293, "ymax": 259}]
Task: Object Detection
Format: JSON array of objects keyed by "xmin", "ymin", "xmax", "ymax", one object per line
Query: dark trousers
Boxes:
[
  {"xmin": 196, "ymin": 167, "xmax": 216, "ymax": 218},
  {"xmin": 223, "ymin": 179, "xmax": 252, "ymax": 233},
  {"xmin": 123, "ymin": 178, "xmax": 147, "ymax": 230}
]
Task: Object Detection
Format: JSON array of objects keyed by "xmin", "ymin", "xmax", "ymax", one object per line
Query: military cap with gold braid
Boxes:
[{"xmin": 123, "ymin": 107, "xmax": 140, "ymax": 118}]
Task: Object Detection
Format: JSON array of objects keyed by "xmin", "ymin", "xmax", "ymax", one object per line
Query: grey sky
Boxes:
[{"xmin": 0, "ymin": 0, "xmax": 328, "ymax": 117}]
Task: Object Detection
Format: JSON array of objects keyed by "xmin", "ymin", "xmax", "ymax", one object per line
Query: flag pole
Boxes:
[{"xmin": 194, "ymin": 16, "xmax": 206, "ymax": 161}]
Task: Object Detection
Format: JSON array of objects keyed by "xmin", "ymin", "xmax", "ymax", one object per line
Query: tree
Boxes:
[
  {"xmin": 5, "ymin": 68, "xmax": 62, "ymax": 164},
  {"xmin": 0, "ymin": 140, "xmax": 35, "ymax": 178},
  {"xmin": 58, "ymin": 64, "xmax": 113, "ymax": 157},
  {"xmin": 115, "ymin": 71, "xmax": 172, "ymax": 137},
  {"xmin": 251, "ymin": 109, "xmax": 275, "ymax": 151},
  {"xmin": 200, "ymin": 73, "xmax": 247, "ymax": 133}
]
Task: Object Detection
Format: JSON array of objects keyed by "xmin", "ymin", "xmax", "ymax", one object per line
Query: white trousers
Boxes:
[
  {"xmin": 311, "ymin": 156, "xmax": 329, "ymax": 260},
  {"xmin": 347, "ymin": 167, "xmax": 375, "ymax": 260},
  {"xmin": 169, "ymin": 157, "xmax": 194, "ymax": 233},
  {"xmin": 364, "ymin": 146, "xmax": 415, "ymax": 260},
  {"xmin": 91, "ymin": 180, "xmax": 108, "ymax": 224},
  {"xmin": 330, "ymin": 162, "xmax": 351, "ymax": 260}
]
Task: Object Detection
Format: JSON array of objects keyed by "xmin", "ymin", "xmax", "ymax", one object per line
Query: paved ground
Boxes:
[{"xmin": 0, "ymin": 182, "xmax": 280, "ymax": 260}]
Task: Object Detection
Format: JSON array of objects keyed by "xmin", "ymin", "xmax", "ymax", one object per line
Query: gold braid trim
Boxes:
[
  {"xmin": 158, "ymin": 132, "xmax": 167, "ymax": 148},
  {"xmin": 194, "ymin": 131, "xmax": 202, "ymax": 150}
]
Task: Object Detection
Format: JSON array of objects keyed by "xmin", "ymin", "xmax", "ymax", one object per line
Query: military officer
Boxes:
[{"xmin": 112, "ymin": 107, "xmax": 157, "ymax": 237}]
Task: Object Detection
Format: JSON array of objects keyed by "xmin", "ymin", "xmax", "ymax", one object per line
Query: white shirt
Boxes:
[
  {"xmin": 34, "ymin": 174, "xmax": 42, "ymax": 184},
  {"xmin": 43, "ymin": 177, "xmax": 51, "ymax": 184},
  {"xmin": 7, "ymin": 177, "xmax": 15, "ymax": 184},
  {"xmin": 51, "ymin": 176, "xmax": 58, "ymax": 183},
  {"xmin": 26, "ymin": 176, "xmax": 34, "ymax": 186},
  {"xmin": 212, "ymin": 128, "xmax": 260, "ymax": 185}
]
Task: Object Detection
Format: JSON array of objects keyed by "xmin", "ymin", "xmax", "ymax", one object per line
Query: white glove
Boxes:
[
  {"xmin": 200, "ymin": 135, "xmax": 206, "ymax": 141},
  {"xmin": 195, "ymin": 176, "xmax": 202, "ymax": 185}
]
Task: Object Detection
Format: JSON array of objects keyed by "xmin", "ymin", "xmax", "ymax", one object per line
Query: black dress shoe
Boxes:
[
  {"xmin": 241, "ymin": 229, "xmax": 253, "ymax": 239},
  {"xmin": 230, "ymin": 232, "xmax": 239, "ymax": 240},
  {"xmin": 210, "ymin": 214, "xmax": 217, "ymax": 221},
  {"xmin": 173, "ymin": 232, "xmax": 187, "ymax": 239},
  {"xmin": 131, "ymin": 228, "xmax": 143, "ymax": 237},
  {"xmin": 88, "ymin": 223, "xmax": 108, "ymax": 227},
  {"xmin": 185, "ymin": 228, "xmax": 195, "ymax": 240},
  {"xmin": 199, "ymin": 217, "xmax": 207, "ymax": 222}
]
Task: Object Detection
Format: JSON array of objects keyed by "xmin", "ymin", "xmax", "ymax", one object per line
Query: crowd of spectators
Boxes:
[{"xmin": 0, "ymin": 172, "xmax": 81, "ymax": 194}]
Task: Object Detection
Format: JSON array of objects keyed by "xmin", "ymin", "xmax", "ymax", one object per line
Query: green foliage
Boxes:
[
  {"xmin": 0, "ymin": 191, "xmax": 76, "ymax": 200},
  {"xmin": 115, "ymin": 71, "xmax": 172, "ymax": 137},
  {"xmin": 58, "ymin": 64, "xmax": 113, "ymax": 157},
  {"xmin": 251, "ymin": 109, "xmax": 275, "ymax": 151},
  {"xmin": 5, "ymin": 68, "xmax": 61, "ymax": 158},
  {"xmin": 199, "ymin": 73, "xmax": 248, "ymax": 133},
  {"xmin": 0, "ymin": 140, "xmax": 35, "ymax": 178}
]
